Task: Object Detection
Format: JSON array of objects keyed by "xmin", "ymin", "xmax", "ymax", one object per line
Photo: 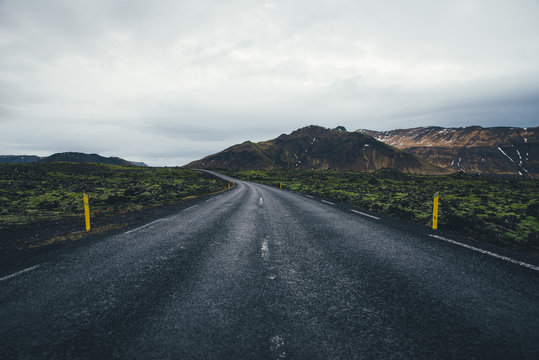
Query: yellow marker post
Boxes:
[
  {"xmin": 432, "ymin": 192, "xmax": 439, "ymax": 230},
  {"xmin": 280, "ymin": 183, "xmax": 282, "ymax": 189},
  {"xmin": 228, "ymin": 182, "xmax": 231, "ymax": 189},
  {"xmin": 83, "ymin": 193, "xmax": 90, "ymax": 232}
]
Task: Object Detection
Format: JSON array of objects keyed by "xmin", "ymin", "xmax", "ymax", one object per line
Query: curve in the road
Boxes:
[{"xmin": 1, "ymin": 174, "xmax": 538, "ymax": 359}]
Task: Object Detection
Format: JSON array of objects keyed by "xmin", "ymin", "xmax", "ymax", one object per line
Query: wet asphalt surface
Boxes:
[{"xmin": 1, "ymin": 172, "xmax": 538, "ymax": 359}]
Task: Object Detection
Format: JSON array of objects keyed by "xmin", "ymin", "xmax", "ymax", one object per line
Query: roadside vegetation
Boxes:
[
  {"xmin": 227, "ymin": 169, "xmax": 539, "ymax": 251},
  {"xmin": 0, "ymin": 163, "xmax": 226, "ymax": 228}
]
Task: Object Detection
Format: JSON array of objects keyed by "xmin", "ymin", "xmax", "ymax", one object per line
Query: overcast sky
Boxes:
[{"xmin": 1, "ymin": 0, "xmax": 538, "ymax": 165}]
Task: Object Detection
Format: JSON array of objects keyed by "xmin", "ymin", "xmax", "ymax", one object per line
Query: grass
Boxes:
[
  {"xmin": 0, "ymin": 163, "xmax": 227, "ymax": 228},
  {"xmin": 226, "ymin": 169, "xmax": 539, "ymax": 251}
]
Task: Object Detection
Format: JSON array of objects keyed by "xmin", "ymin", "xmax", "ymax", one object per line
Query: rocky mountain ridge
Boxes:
[
  {"xmin": 358, "ymin": 126, "xmax": 537, "ymax": 177},
  {"xmin": 186, "ymin": 126, "xmax": 449, "ymax": 174}
]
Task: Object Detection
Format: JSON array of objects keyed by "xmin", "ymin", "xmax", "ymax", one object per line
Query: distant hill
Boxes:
[
  {"xmin": 186, "ymin": 125, "xmax": 449, "ymax": 174},
  {"xmin": 38, "ymin": 152, "xmax": 133, "ymax": 165},
  {"xmin": 0, "ymin": 152, "xmax": 147, "ymax": 166},
  {"xmin": 0, "ymin": 155, "xmax": 42, "ymax": 164},
  {"xmin": 128, "ymin": 161, "xmax": 148, "ymax": 167},
  {"xmin": 358, "ymin": 126, "xmax": 538, "ymax": 178}
]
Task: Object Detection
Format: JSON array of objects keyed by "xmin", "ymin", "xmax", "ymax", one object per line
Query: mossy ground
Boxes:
[
  {"xmin": 0, "ymin": 163, "xmax": 226, "ymax": 229},
  {"xmin": 227, "ymin": 169, "xmax": 539, "ymax": 251},
  {"xmin": 1, "ymin": 163, "xmax": 536, "ymax": 254}
]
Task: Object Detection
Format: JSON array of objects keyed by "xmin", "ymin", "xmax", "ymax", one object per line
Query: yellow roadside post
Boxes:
[
  {"xmin": 228, "ymin": 182, "xmax": 231, "ymax": 189},
  {"xmin": 83, "ymin": 193, "xmax": 90, "ymax": 232},
  {"xmin": 432, "ymin": 192, "xmax": 439, "ymax": 230},
  {"xmin": 280, "ymin": 183, "xmax": 282, "ymax": 189}
]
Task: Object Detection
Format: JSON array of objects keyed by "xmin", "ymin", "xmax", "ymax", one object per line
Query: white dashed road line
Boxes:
[
  {"xmin": 321, "ymin": 200, "xmax": 335, "ymax": 206},
  {"xmin": 429, "ymin": 234, "xmax": 539, "ymax": 272},
  {"xmin": 350, "ymin": 209, "xmax": 380, "ymax": 220},
  {"xmin": 270, "ymin": 335, "xmax": 286, "ymax": 359},
  {"xmin": 305, "ymin": 195, "xmax": 314, "ymax": 198},
  {"xmin": 261, "ymin": 239, "xmax": 269, "ymax": 260},
  {"xmin": 183, "ymin": 205, "xmax": 199, "ymax": 211},
  {"xmin": 0, "ymin": 265, "xmax": 40, "ymax": 282}
]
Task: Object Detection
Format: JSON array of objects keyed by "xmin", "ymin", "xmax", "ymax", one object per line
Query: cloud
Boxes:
[{"xmin": 1, "ymin": 0, "xmax": 538, "ymax": 165}]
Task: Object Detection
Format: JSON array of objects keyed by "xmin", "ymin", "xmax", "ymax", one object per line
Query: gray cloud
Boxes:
[{"xmin": 1, "ymin": 0, "xmax": 538, "ymax": 165}]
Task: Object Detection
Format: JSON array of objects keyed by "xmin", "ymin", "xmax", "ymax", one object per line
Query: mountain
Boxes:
[
  {"xmin": 358, "ymin": 126, "xmax": 538, "ymax": 177},
  {"xmin": 0, "ymin": 152, "xmax": 148, "ymax": 166},
  {"xmin": 38, "ymin": 152, "xmax": 134, "ymax": 165},
  {"xmin": 186, "ymin": 126, "xmax": 449, "ymax": 174},
  {"xmin": 0, "ymin": 155, "xmax": 42, "ymax": 164}
]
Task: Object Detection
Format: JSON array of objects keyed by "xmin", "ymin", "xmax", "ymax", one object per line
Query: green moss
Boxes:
[
  {"xmin": 0, "ymin": 163, "xmax": 226, "ymax": 228},
  {"xmin": 227, "ymin": 169, "xmax": 539, "ymax": 251}
]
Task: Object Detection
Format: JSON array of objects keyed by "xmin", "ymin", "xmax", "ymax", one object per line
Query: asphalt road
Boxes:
[{"xmin": 1, "ymin": 172, "xmax": 538, "ymax": 359}]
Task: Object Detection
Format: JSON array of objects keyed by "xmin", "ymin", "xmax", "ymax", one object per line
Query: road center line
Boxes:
[
  {"xmin": 270, "ymin": 335, "xmax": 286, "ymax": 358},
  {"xmin": 429, "ymin": 234, "xmax": 539, "ymax": 272},
  {"xmin": 350, "ymin": 209, "xmax": 380, "ymax": 220},
  {"xmin": 305, "ymin": 195, "xmax": 314, "ymax": 198},
  {"xmin": 321, "ymin": 200, "xmax": 335, "ymax": 205},
  {"xmin": 183, "ymin": 205, "xmax": 199, "ymax": 211},
  {"xmin": 261, "ymin": 239, "xmax": 269, "ymax": 260},
  {"xmin": 0, "ymin": 265, "xmax": 40, "ymax": 282}
]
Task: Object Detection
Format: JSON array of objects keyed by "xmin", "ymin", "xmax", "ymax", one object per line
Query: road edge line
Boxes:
[
  {"xmin": 429, "ymin": 234, "xmax": 539, "ymax": 272},
  {"xmin": 124, "ymin": 219, "xmax": 164, "ymax": 234},
  {"xmin": 0, "ymin": 265, "xmax": 41, "ymax": 282},
  {"xmin": 350, "ymin": 209, "xmax": 380, "ymax": 220}
]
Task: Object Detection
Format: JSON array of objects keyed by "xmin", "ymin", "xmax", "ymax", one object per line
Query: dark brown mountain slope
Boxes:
[
  {"xmin": 186, "ymin": 126, "xmax": 449, "ymax": 174},
  {"xmin": 358, "ymin": 126, "xmax": 538, "ymax": 177}
]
